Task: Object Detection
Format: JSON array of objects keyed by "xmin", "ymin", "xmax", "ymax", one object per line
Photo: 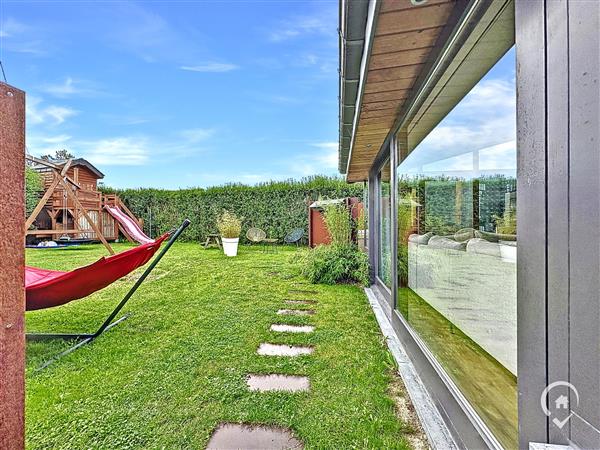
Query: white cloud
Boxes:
[
  {"xmin": 269, "ymin": 16, "xmax": 334, "ymax": 42},
  {"xmin": 180, "ymin": 63, "xmax": 239, "ymax": 73},
  {"xmin": 179, "ymin": 128, "xmax": 215, "ymax": 143},
  {"xmin": 79, "ymin": 137, "xmax": 149, "ymax": 166},
  {"xmin": 403, "ymin": 77, "xmax": 516, "ymax": 174},
  {"xmin": 27, "ymin": 126, "xmax": 217, "ymax": 169},
  {"xmin": 27, "ymin": 133, "xmax": 73, "ymax": 156},
  {"xmin": 311, "ymin": 141, "xmax": 338, "ymax": 167},
  {"xmin": 40, "ymin": 77, "xmax": 101, "ymax": 98},
  {"xmin": 0, "ymin": 17, "xmax": 28, "ymax": 37},
  {"xmin": 0, "ymin": 18, "xmax": 49, "ymax": 56},
  {"xmin": 245, "ymin": 90, "xmax": 304, "ymax": 105},
  {"xmin": 182, "ymin": 140, "xmax": 339, "ymax": 187},
  {"xmin": 287, "ymin": 141, "xmax": 339, "ymax": 177},
  {"xmin": 26, "ymin": 97, "xmax": 78, "ymax": 125},
  {"xmin": 40, "ymin": 134, "xmax": 72, "ymax": 144}
]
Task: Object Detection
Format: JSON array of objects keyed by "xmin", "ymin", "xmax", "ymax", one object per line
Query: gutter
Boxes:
[{"xmin": 338, "ymin": 0, "xmax": 373, "ymax": 174}]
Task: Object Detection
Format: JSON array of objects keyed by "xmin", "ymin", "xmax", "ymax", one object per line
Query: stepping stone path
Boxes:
[
  {"xmin": 257, "ymin": 343, "xmax": 314, "ymax": 357},
  {"xmin": 277, "ymin": 309, "xmax": 315, "ymax": 316},
  {"xmin": 284, "ymin": 299, "xmax": 317, "ymax": 305},
  {"xmin": 271, "ymin": 324, "xmax": 314, "ymax": 333},
  {"xmin": 207, "ymin": 423, "xmax": 303, "ymax": 450},
  {"xmin": 209, "ymin": 288, "xmax": 319, "ymax": 448},
  {"xmin": 247, "ymin": 374, "xmax": 310, "ymax": 392}
]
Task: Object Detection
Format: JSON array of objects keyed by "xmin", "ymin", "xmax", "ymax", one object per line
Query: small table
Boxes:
[
  {"xmin": 203, "ymin": 233, "xmax": 221, "ymax": 249},
  {"xmin": 263, "ymin": 238, "xmax": 278, "ymax": 253}
]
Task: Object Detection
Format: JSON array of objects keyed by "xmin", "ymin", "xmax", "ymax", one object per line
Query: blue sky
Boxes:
[{"xmin": 0, "ymin": 0, "xmax": 339, "ymax": 188}]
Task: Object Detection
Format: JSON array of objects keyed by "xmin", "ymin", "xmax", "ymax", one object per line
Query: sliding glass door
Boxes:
[{"xmin": 396, "ymin": 49, "xmax": 517, "ymax": 448}]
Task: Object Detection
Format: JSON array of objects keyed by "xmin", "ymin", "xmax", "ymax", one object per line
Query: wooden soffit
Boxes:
[{"xmin": 346, "ymin": 0, "xmax": 460, "ymax": 182}]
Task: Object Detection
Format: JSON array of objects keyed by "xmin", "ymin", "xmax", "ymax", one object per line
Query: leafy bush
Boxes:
[
  {"xmin": 102, "ymin": 176, "xmax": 363, "ymax": 242},
  {"xmin": 216, "ymin": 210, "xmax": 243, "ymax": 238},
  {"xmin": 298, "ymin": 243, "xmax": 369, "ymax": 286},
  {"xmin": 25, "ymin": 167, "xmax": 43, "ymax": 219},
  {"xmin": 323, "ymin": 202, "xmax": 352, "ymax": 245}
]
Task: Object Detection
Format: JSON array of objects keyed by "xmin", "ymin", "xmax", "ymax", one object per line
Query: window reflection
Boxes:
[
  {"xmin": 396, "ymin": 50, "xmax": 517, "ymax": 448},
  {"xmin": 378, "ymin": 160, "xmax": 392, "ymax": 288}
]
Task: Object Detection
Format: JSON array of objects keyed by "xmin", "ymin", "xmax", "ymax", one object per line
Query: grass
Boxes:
[{"xmin": 26, "ymin": 243, "xmax": 417, "ymax": 449}]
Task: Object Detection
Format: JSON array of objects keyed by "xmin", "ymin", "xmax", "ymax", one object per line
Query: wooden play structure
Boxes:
[{"xmin": 26, "ymin": 156, "xmax": 145, "ymax": 254}]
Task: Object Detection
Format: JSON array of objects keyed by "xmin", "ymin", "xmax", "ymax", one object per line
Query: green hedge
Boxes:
[
  {"xmin": 25, "ymin": 167, "xmax": 44, "ymax": 218},
  {"xmin": 103, "ymin": 176, "xmax": 363, "ymax": 243}
]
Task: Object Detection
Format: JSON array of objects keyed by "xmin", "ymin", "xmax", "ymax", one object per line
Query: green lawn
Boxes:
[{"xmin": 25, "ymin": 243, "xmax": 418, "ymax": 449}]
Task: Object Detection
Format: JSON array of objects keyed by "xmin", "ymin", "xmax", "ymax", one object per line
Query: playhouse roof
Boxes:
[{"xmin": 32, "ymin": 158, "xmax": 105, "ymax": 179}]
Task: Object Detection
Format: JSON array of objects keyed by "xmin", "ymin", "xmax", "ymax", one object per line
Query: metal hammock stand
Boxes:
[{"xmin": 28, "ymin": 219, "xmax": 190, "ymax": 370}]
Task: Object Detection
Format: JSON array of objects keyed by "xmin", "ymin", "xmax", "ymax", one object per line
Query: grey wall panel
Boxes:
[
  {"xmin": 568, "ymin": 0, "xmax": 600, "ymax": 447},
  {"xmin": 517, "ymin": 0, "xmax": 600, "ymax": 447},
  {"xmin": 545, "ymin": 0, "xmax": 570, "ymax": 445},
  {"xmin": 515, "ymin": 0, "xmax": 549, "ymax": 447}
]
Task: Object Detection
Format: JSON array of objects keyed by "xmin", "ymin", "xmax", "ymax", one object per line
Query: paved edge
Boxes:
[{"xmin": 365, "ymin": 287, "xmax": 458, "ymax": 450}]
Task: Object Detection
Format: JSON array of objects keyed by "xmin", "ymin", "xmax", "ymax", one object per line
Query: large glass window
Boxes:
[
  {"xmin": 396, "ymin": 49, "xmax": 517, "ymax": 448},
  {"xmin": 378, "ymin": 160, "xmax": 392, "ymax": 288}
]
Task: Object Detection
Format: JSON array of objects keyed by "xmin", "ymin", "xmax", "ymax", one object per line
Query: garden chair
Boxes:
[
  {"xmin": 284, "ymin": 228, "xmax": 304, "ymax": 247},
  {"xmin": 246, "ymin": 227, "xmax": 266, "ymax": 245}
]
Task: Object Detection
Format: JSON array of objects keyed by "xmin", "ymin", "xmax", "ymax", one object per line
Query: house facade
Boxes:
[{"xmin": 339, "ymin": 0, "xmax": 599, "ymax": 448}]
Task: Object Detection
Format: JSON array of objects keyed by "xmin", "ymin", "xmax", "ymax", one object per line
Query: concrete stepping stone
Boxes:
[
  {"xmin": 288, "ymin": 289, "xmax": 318, "ymax": 295},
  {"xmin": 277, "ymin": 309, "xmax": 315, "ymax": 316},
  {"xmin": 257, "ymin": 343, "xmax": 314, "ymax": 357},
  {"xmin": 207, "ymin": 423, "xmax": 303, "ymax": 449},
  {"xmin": 246, "ymin": 374, "xmax": 310, "ymax": 392},
  {"xmin": 270, "ymin": 324, "xmax": 314, "ymax": 333},
  {"xmin": 284, "ymin": 299, "xmax": 316, "ymax": 305}
]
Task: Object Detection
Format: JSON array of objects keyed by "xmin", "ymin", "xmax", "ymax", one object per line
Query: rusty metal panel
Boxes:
[
  {"xmin": 309, "ymin": 208, "xmax": 331, "ymax": 248},
  {"xmin": 0, "ymin": 82, "xmax": 26, "ymax": 449}
]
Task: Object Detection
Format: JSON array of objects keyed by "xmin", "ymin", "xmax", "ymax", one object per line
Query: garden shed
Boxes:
[{"xmin": 308, "ymin": 197, "xmax": 362, "ymax": 247}]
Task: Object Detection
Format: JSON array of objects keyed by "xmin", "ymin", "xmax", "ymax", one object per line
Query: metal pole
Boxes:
[{"xmin": 92, "ymin": 219, "xmax": 191, "ymax": 338}]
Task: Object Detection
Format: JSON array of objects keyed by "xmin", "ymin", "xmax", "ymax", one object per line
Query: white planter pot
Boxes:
[{"xmin": 222, "ymin": 237, "xmax": 239, "ymax": 257}]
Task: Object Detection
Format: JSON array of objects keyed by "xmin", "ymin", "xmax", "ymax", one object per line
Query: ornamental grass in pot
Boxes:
[{"xmin": 217, "ymin": 210, "xmax": 243, "ymax": 256}]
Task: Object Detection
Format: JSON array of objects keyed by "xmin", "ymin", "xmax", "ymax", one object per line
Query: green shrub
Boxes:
[
  {"xmin": 216, "ymin": 210, "xmax": 243, "ymax": 238},
  {"xmin": 356, "ymin": 207, "xmax": 367, "ymax": 231},
  {"xmin": 102, "ymin": 176, "xmax": 363, "ymax": 242},
  {"xmin": 298, "ymin": 243, "xmax": 370, "ymax": 286},
  {"xmin": 323, "ymin": 202, "xmax": 352, "ymax": 245},
  {"xmin": 25, "ymin": 167, "xmax": 43, "ymax": 219}
]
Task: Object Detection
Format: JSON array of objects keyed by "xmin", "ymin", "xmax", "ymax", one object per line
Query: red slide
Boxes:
[{"xmin": 105, "ymin": 205, "xmax": 153, "ymax": 244}]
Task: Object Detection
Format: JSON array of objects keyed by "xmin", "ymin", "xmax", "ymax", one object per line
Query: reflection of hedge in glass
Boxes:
[
  {"xmin": 424, "ymin": 180, "xmax": 473, "ymax": 233},
  {"xmin": 379, "ymin": 176, "xmax": 392, "ymax": 287},
  {"xmin": 479, "ymin": 176, "xmax": 516, "ymax": 232},
  {"xmin": 379, "ymin": 215, "xmax": 392, "ymax": 286},
  {"xmin": 397, "ymin": 193, "xmax": 413, "ymax": 286},
  {"xmin": 398, "ymin": 175, "xmax": 516, "ymax": 234}
]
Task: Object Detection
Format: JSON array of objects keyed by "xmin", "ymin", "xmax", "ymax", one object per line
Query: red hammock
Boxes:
[{"xmin": 25, "ymin": 233, "xmax": 169, "ymax": 311}]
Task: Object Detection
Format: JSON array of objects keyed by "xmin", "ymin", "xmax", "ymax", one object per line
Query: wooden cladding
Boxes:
[{"xmin": 346, "ymin": 0, "xmax": 457, "ymax": 182}]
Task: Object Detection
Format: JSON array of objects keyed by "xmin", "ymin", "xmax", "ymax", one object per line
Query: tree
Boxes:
[{"xmin": 40, "ymin": 149, "xmax": 75, "ymax": 162}]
